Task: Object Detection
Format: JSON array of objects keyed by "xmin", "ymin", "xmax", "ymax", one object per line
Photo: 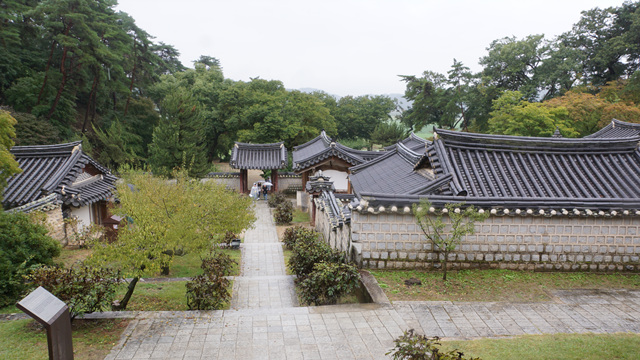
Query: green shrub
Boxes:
[
  {"xmin": 0, "ymin": 211, "xmax": 61, "ymax": 307},
  {"xmin": 185, "ymin": 251, "xmax": 236, "ymax": 310},
  {"xmin": 274, "ymin": 201, "xmax": 293, "ymax": 225},
  {"xmin": 298, "ymin": 262, "xmax": 360, "ymax": 305},
  {"xmin": 288, "ymin": 233, "xmax": 343, "ymax": 278},
  {"xmin": 267, "ymin": 191, "xmax": 288, "ymax": 208},
  {"xmin": 282, "ymin": 225, "xmax": 317, "ymax": 249},
  {"xmin": 387, "ymin": 329, "xmax": 481, "ymax": 359},
  {"xmin": 27, "ymin": 264, "xmax": 122, "ymax": 320}
]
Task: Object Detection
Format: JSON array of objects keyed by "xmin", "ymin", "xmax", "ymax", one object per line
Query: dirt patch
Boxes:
[
  {"xmin": 276, "ymin": 223, "xmax": 312, "ymax": 242},
  {"xmin": 55, "ymin": 248, "xmax": 92, "ymax": 267}
]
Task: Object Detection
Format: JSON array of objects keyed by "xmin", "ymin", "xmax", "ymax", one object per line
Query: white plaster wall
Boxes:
[
  {"xmin": 69, "ymin": 206, "xmax": 91, "ymax": 230},
  {"xmin": 324, "ymin": 170, "xmax": 349, "ymax": 191}
]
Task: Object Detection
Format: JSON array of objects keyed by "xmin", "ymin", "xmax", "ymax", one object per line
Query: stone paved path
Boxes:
[
  {"xmin": 230, "ymin": 201, "xmax": 298, "ymax": 309},
  {"xmin": 104, "ymin": 202, "xmax": 640, "ymax": 359}
]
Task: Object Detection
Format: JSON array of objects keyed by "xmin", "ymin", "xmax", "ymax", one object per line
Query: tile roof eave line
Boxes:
[
  {"xmin": 356, "ymin": 192, "xmax": 640, "ymax": 209},
  {"xmin": 10, "ymin": 141, "xmax": 82, "ymax": 155},
  {"xmin": 408, "ymin": 174, "xmax": 453, "ymax": 195}
]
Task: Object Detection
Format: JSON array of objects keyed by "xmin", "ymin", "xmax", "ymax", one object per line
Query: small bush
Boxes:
[
  {"xmin": 27, "ymin": 264, "xmax": 122, "ymax": 320},
  {"xmin": 298, "ymin": 262, "xmax": 360, "ymax": 305},
  {"xmin": 274, "ymin": 201, "xmax": 293, "ymax": 225},
  {"xmin": 282, "ymin": 225, "xmax": 317, "ymax": 249},
  {"xmin": 185, "ymin": 251, "xmax": 236, "ymax": 310},
  {"xmin": 222, "ymin": 231, "xmax": 238, "ymax": 246},
  {"xmin": 267, "ymin": 191, "xmax": 288, "ymax": 208},
  {"xmin": 387, "ymin": 329, "xmax": 481, "ymax": 360},
  {"xmin": 0, "ymin": 211, "xmax": 61, "ymax": 307},
  {"xmin": 288, "ymin": 233, "xmax": 343, "ymax": 278}
]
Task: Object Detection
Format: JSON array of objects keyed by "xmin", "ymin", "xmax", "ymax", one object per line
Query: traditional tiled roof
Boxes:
[
  {"xmin": 229, "ymin": 142, "xmax": 287, "ymax": 170},
  {"xmin": 3, "ymin": 141, "xmax": 117, "ymax": 209},
  {"xmin": 351, "ymin": 129, "xmax": 640, "ymax": 215},
  {"xmin": 316, "ymin": 190, "xmax": 350, "ymax": 228},
  {"xmin": 384, "ymin": 132, "xmax": 431, "ymax": 153},
  {"xmin": 585, "ymin": 119, "xmax": 640, "ymax": 138},
  {"xmin": 350, "ymin": 143, "xmax": 436, "ymax": 196},
  {"xmin": 292, "ymin": 131, "xmax": 383, "ymax": 172}
]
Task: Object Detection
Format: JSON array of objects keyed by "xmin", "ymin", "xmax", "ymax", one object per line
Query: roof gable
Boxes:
[{"xmin": 585, "ymin": 119, "xmax": 640, "ymax": 139}]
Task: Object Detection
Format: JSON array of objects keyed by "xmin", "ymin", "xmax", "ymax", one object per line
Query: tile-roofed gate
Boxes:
[{"xmin": 230, "ymin": 142, "xmax": 287, "ymax": 193}]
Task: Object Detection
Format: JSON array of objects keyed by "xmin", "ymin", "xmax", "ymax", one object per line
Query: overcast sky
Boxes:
[{"xmin": 116, "ymin": 0, "xmax": 626, "ymax": 97}]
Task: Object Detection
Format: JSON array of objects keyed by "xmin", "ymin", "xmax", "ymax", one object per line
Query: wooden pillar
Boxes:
[
  {"xmin": 271, "ymin": 170, "xmax": 279, "ymax": 192},
  {"xmin": 240, "ymin": 169, "xmax": 248, "ymax": 193},
  {"xmin": 310, "ymin": 195, "xmax": 316, "ymax": 227},
  {"xmin": 302, "ymin": 171, "xmax": 309, "ymax": 191}
]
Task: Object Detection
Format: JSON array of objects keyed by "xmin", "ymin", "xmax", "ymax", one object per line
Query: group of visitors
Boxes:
[{"xmin": 250, "ymin": 182, "xmax": 270, "ymax": 201}]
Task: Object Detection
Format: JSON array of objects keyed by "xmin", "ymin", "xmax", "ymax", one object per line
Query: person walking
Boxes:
[{"xmin": 262, "ymin": 183, "xmax": 268, "ymax": 201}]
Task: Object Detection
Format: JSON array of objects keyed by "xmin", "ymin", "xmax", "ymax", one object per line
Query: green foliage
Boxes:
[
  {"xmin": 274, "ymin": 201, "xmax": 294, "ymax": 225},
  {"xmin": 338, "ymin": 137, "xmax": 370, "ymax": 150},
  {"xmin": 412, "ymin": 200, "xmax": 488, "ymax": 281},
  {"xmin": 185, "ymin": 250, "xmax": 235, "ymax": 310},
  {"xmin": 149, "ymin": 91, "xmax": 210, "ymax": 178},
  {"xmin": 288, "ymin": 230, "xmax": 343, "ymax": 278},
  {"xmin": 282, "ymin": 225, "xmax": 317, "ymax": 249},
  {"xmin": 371, "ymin": 121, "xmax": 409, "ymax": 147},
  {"xmin": 88, "ymin": 169, "xmax": 255, "ymax": 309},
  {"xmin": 487, "ymin": 91, "xmax": 579, "ymax": 138},
  {"xmin": 92, "ymin": 119, "xmax": 143, "ymax": 170},
  {"xmin": 0, "ymin": 211, "xmax": 61, "ymax": 307},
  {"xmin": 0, "ymin": 110, "xmax": 21, "ymax": 198},
  {"xmin": 10, "ymin": 110, "xmax": 61, "ymax": 146},
  {"xmin": 328, "ymin": 94, "xmax": 397, "ymax": 140},
  {"xmin": 267, "ymin": 191, "xmax": 288, "ymax": 208},
  {"xmin": 387, "ymin": 329, "xmax": 480, "ymax": 360},
  {"xmin": 26, "ymin": 264, "xmax": 122, "ymax": 320},
  {"xmin": 298, "ymin": 261, "xmax": 360, "ymax": 306}
]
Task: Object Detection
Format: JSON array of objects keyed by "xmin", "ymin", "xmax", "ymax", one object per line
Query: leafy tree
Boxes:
[
  {"xmin": 10, "ymin": 110, "xmax": 61, "ymax": 146},
  {"xmin": 149, "ymin": 91, "xmax": 209, "ymax": 178},
  {"xmin": 487, "ymin": 91, "xmax": 578, "ymax": 138},
  {"xmin": 88, "ymin": 169, "xmax": 255, "ymax": 310},
  {"xmin": 412, "ymin": 200, "xmax": 488, "ymax": 281},
  {"xmin": 92, "ymin": 119, "xmax": 142, "ymax": 169},
  {"xmin": 332, "ymin": 95, "xmax": 396, "ymax": 140},
  {"xmin": 370, "ymin": 121, "xmax": 408, "ymax": 147},
  {"xmin": 0, "ymin": 110, "xmax": 21, "ymax": 197},
  {"xmin": 298, "ymin": 262, "xmax": 360, "ymax": 306},
  {"xmin": 0, "ymin": 211, "xmax": 61, "ymax": 307},
  {"xmin": 544, "ymin": 87, "xmax": 640, "ymax": 136}
]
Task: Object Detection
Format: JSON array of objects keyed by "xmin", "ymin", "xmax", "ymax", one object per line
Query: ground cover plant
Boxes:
[
  {"xmin": 0, "ymin": 318, "xmax": 129, "ymax": 360},
  {"xmin": 371, "ymin": 269, "xmax": 640, "ymax": 302},
  {"xmin": 113, "ymin": 281, "xmax": 191, "ymax": 311},
  {"xmin": 388, "ymin": 329, "xmax": 480, "ymax": 360},
  {"xmin": 440, "ymin": 333, "xmax": 640, "ymax": 360}
]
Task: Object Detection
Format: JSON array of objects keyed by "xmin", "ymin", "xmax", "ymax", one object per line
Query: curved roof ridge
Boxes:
[
  {"xmin": 435, "ymin": 128, "xmax": 640, "ymax": 152},
  {"xmin": 292, "ymin": 130, "xmax": 331, "ymax": 151},
  {"xmin": 10, "ymin": 141, "xmax": 82, "ymax": 156},
  {"xmin": 396, "ymin": 142, "xmax": 422, "ymax": 165},
  {"xmin": 349, "ymin": 147, "xmax": 398, "ymax": 173}
]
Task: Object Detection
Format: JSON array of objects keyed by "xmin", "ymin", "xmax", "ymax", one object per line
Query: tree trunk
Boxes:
[
  {"xmin": 442, "ymin": 252, "xmax": 448, "ymax": 281},
  {"xmin": 114, "ymin": 276, "xmax": 139, "ymax": 311},
  {"xmin": 82, "ymin": 74, "xmax": 98, "ymax": 132},
  {"xmin": 46, "ymin": 45, "xmax": 70, "ymax": 121},
  {"xmin": 37, "ymin": 40, "xmax": 57, "ymax": 105}
]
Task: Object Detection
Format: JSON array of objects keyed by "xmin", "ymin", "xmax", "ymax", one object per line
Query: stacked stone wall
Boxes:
[
  {"xmin": 344, "ymin": 212, "xmax": 640, "ymax": 272},
  {"xmin": 202, "ymin": 173, "xmax": 241, "ymax": 191}
]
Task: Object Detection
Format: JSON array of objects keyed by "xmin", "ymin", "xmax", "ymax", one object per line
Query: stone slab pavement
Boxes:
[{"xmin": 101, "ymin": 201, "xmax": 640, "ymax": 359}]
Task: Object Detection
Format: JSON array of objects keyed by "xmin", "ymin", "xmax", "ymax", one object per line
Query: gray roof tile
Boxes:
[{"xmin": 229, "ymin": 142, "xmax": 287, "ymax": 170}]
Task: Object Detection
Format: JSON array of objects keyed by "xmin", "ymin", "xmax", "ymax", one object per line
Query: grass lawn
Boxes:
[
  {"xmin": 440, "ymin": 333, "xmax": 640, "ymax": 360},
  {"xmin": 155, "ymin": 248, "xmax": 241, "ymax": 278},
  {"xmin": 114, "ymin": 280, "xmax": 233, "ymax": 311},
  {"xmin": 292, "ymin": 208, "xmax": 310, "ymax": 223},
  {"xmin": 0, "ymin": 318, "xmax": 129, "ymax": 360},
  {"xmin": 370, "ymin": 268, "xmax": 640, "ymax": 302}
]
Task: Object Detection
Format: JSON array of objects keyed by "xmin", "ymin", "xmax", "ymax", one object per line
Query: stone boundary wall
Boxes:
[
  {"xmin": 315, "ymin": 204, "xmax": 351, "ymax": 254},
  {"xmin": 202, "ymin": 173, "xmax": 241, "ymax": 191},
  {"xmin": 279, "ymin": 173, "xmax": 302, "ymax": 193},
  {"xmin": 315, "ymin": 209, "xmax": 640, "ymax": 272}
]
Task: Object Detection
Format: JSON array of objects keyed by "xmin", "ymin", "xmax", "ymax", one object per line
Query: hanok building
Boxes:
[
  {"xmin": 292, "ymin": 130, "xmax": 384, "ymax": 193},
  {"xmin": 229, "ymin": 141, "xmax": 288, "ymax": 193},
  {"xmin": 3, "ymin": 141, "xmax": 118, "ymax": 243},
  {"xmin": 384, "ymin": 131, "xmax": 431, "ymax": 153},
  {"xmin": 311, "ymin": 129, "xmax": 640, "ymax": 272}
]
